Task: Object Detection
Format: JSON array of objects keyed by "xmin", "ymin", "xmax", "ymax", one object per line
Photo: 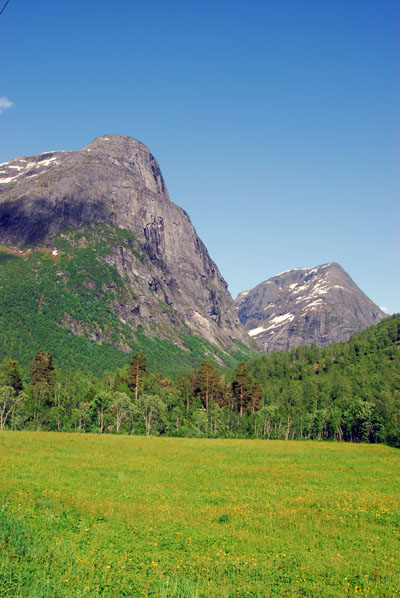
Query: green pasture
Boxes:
[{"xmin": 0, "ymin": 432, "xmax": 399, "ymax": 597}]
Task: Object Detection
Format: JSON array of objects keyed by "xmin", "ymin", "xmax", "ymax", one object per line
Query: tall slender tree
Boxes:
[
  {"xmin": 196, "ymin": 360, "xmax": 219, "ymax": 411},
  {"xmin": 29, "ymin": 350, "xmax": 57, "ymax": 425},
  {"xmin": 232, "ymin": 362, "xmax": 253, "ymax": 417},
  {"xmin": 127, "ymin": 352, "xmax": 147, "ymax": 401}
]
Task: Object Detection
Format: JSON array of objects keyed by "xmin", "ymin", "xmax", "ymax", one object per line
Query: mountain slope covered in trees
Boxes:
[
  {"xmin": 0, "ymin": 228, "xmax": 254, "ymax": 377},
  {"xmin": 246, "ymin": 313, "xmax": 400, "ymax": 443},
  {"xmin": 1, "ymin": 314, "xmax": 399, "ymax": 445}
]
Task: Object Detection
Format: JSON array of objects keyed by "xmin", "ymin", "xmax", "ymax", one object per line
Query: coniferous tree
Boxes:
[
  {"xmin": 127, "ymin": 352, "xmax": 148, "ymax": 401},
  {"xmin": 30, "ymin": 350, "xmax": 56, "ymax": 387},
  {"xmin": 29, "ymin": 350, "xmax": 57, "ymax": 425},
  {"xmin": 250, "ymin": 380, "xmax": 262, "ymax": 414},
  {"xmin": 232, "ymin": 362, "xmax": 253, "ymax": 417},
  {"xmin": 178, "ymin": 374, "xmax": 194, "ymax": 412},
  {"xmin": 196, "ymin": 360, "xmax": 219, "ymax": 411},
  {"xmin": 0, "ymin": 358, "xmax": 23, "ymax": 393}
]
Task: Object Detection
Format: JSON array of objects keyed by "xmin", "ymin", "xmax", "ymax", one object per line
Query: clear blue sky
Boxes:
[{"xmin": 1, "ymin": 0, "xmax": 398, "ymax": 313}]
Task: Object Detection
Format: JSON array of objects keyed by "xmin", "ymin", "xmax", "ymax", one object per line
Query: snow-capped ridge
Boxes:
[
  {"xmin": 0, "ymin": 154, "xmax": 62, "ymax": 184},
  {"xmin": 235, "ymin": 262, "xmax": 387, "ymax": 353}
]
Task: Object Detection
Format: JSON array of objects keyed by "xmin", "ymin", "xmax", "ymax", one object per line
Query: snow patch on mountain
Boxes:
[
  {"xmin": 0, "ymin": 155, "xmax": 61, "ymax": 184},
  {"xmin": 235, "ymin": 263, "xmax": 387, "ymax": 353},
  {"xmin": 267, "ymin": 313, "xmax": 295, "ymax": 326},
  {"xmin": 248, "ymin": 326, "xmax": 267, "ymax": 337}
]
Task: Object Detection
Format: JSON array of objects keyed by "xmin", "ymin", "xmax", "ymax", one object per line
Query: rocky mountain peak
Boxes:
[
  {"xmin": 236, "ymin": 263, "xmax": 387, "ymax": 352},
  {"xmin": 0, "ymin": 134, "xmax": 175, "ymax": 247},
  {"xmin": 84, "ymin": 135, "xmax": 169, "ymax": 198},
  {"xmin": 0, "ymin": 135, "xmax": 252, "ymax": 357},
  {"xmin": 85, "ymin": 134, "xmax": 148, "ymax": 154}
]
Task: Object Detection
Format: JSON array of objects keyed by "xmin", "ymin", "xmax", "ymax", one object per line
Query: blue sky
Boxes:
[{"xmin": 1, "ymin": 0, "xmax": 398, "ymax": 313}]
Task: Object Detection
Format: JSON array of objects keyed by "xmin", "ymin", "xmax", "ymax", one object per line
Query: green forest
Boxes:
[
  {"xmin": 1, "ymin": 314, "xmax": 399, "ymax": 445},
  {"xmin": 0, "ymin": 230, "xmax": 255, "ymax": 378}
]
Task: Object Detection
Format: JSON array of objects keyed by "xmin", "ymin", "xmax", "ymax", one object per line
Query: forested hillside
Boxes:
[
  {"xmin": 0, "ymin": 315, "xmax": 399, "ymax": 444},
  {"xmin": 0, "ymin": 229, "xmax": 255, "ymax": 377},
  {"xmin": 247, "ymin": 314, "xmax": 400, "ymax": 443}
]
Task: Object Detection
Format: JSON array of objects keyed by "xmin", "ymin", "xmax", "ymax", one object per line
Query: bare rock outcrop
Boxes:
[{"xmin": 235, "ymin": 263, "xmax": 387, "ymax": 352}]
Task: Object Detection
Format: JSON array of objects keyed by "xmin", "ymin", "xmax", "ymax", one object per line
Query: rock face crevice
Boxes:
[
  {"xmin": 0, "ymin": 135, "xmax": 250, "ymax": 351},
  {"xmin": 235, "ymin": 263, "xmax": 387, "ymax": 352}
]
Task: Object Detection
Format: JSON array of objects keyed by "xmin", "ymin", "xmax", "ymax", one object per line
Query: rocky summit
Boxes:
[
  {"xmin": 0, "ymin": 135, "xmax": 254, "ymax": 373},
  {"xmin": 235, "ymin": 263, "xmax": 387, "ymax": 353}
]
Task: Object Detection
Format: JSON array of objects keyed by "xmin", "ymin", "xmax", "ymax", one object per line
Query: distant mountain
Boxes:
[
  {"xmin": 0, "ymin": 135, "xmax": 255, "ymax": 375},
  {"xmin": 235, "ymin": 263, "xmax": 387, "ymax": 352}
]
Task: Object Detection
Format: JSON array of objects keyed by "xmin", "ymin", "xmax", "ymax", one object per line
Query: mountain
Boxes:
[
  {"xmin": 235, "ymin": 263, "xmax": 387, "ymax": 353},
  {"xmin": 0, "ymin": 135, "xmax": 255, "ymax": 375}
]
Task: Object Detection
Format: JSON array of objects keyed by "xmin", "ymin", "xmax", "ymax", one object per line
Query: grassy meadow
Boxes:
[{"xmin": 0, "ymin": 432, "xmax": 399, "ymax": 598}]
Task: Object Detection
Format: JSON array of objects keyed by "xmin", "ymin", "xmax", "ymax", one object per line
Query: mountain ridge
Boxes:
[{"xmin": 235, "ymin": 262, "xmax": 387, "ymax": 352}]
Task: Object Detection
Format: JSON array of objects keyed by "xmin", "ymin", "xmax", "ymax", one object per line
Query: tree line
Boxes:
[{"xmin": 1, "ymin": 314, "xmax": 399, "ymax": 444}]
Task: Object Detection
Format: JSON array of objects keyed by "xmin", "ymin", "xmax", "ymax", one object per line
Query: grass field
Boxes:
[{"xmin": 0, "ymin": 432, "xmax": 399, "ymax": 597}]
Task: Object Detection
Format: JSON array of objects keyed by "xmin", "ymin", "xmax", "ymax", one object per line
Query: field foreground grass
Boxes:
[{"xmin": 0, "ymin": 433, "xmax": 399, "ymax": 598}]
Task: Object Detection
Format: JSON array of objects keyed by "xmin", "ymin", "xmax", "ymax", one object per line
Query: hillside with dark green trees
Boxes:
[
  {"xmin": 0, "ymin": 314, "xmax": 399, "ymax": 445},
  {"xmin": 246, "ymin": 313, "xmax": 400, "ymax": 443},
  {"xmin": 0, "ymin": 226, "xmax": 255, "ymax": 378}
]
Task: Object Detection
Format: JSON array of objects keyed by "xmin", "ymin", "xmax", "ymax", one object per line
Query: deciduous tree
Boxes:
[
  {"xmin": 0, "ymin": 386, "xmax": 26, "ymax": 429},
  {"xmin": 134, "ymin": 393, "xmax": 166, "ymax": 436}
]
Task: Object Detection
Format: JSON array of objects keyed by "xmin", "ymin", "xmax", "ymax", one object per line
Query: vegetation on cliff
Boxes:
[{"xmin": 0, "ymin": 225, "xmax": 256, "ymax": 377}]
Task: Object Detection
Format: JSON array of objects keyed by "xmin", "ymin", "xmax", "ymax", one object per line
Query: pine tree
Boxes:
[
  {"xmin": 195, "ymin": 361, "xmax": 220, "ymax": 411},
  {"xmin": 250, "ymin": 380, "xmax": 262, "ymax": 414},
  {"xmin": 29, "ymin": 350, "xmax": 57, "ymax": 425},
  {"xmin": 30, "ymin": 350, "xmax": 56, "ymax": 387},
  {"xmin": 231, "ymin": 362, "xmax": 253, "ymax": 417},
  {"xmin": 0, "ymin": 358, "xmax": 23, "ymax": 392},
  {"xmin": 127, "ymin": 352, "xmax": 148, "ymax": 401}
]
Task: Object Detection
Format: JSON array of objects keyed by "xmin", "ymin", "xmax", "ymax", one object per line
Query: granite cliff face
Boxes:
[
  {"xmin": 0, "ymin": 136, "xmax": 170, "ymax": 246},
  {"xmin": 0, "ymin": 135, "xmax": 252, "ymax": 362},
  {"xmin": 235, "ymin": 263, "xmax": 387, "ymax": 353}
]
